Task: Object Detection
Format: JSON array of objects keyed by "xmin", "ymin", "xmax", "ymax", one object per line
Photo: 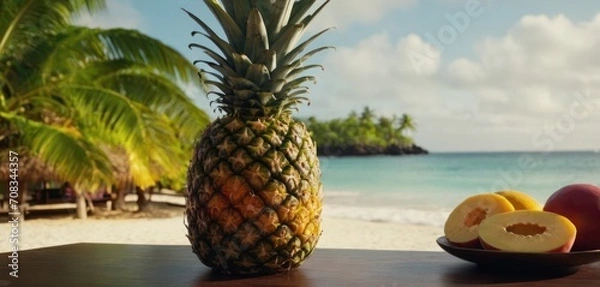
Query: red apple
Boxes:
[{"xmin": 544, "ymin": 183, "xmax": 600, "ymax": 251}]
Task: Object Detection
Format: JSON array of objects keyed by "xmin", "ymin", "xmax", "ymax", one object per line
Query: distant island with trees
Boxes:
[{"xmin": 303, "ymin": 107, "xmax": 429, "ymax": 156}]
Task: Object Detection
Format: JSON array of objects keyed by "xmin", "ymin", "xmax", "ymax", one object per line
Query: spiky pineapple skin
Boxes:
[{"xmin": 186, "ymin": 114, "xmax": 322, "ymax": 275}]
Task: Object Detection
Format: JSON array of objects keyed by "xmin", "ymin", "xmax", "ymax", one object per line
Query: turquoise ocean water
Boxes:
[{"xmin": 319, "ymin": 151, "xmax": 600, "ymax": 227}]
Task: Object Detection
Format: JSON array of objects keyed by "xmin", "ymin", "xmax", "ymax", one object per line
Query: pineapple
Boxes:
[{"xmin": 184, "ymin": 0, "xmax": 331, "ymax": 275}]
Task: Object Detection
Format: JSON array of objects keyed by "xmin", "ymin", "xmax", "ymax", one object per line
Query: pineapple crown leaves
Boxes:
[{"xmin": 184, "ymin": 0, "xmax": 333, "ymax": 118}]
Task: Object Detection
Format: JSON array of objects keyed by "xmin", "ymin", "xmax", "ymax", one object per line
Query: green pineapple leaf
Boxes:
[
  {"xmin": 244, "ymin": 8, "xmax": 269, "ymax": 62},
  {"xmin": 255, "ymin": 49, "xmax": 276, "ymax": 71},
  {"xmin": 232, "ymin": 53, "xmax": 253, "ymax": 76},
  {"xmin": 204, "ymin": 0, "xmax": 245, "ymax": 50},
  {"xmin": 267, "ymin": 0, "xmax": 294, "ymax": 37}
]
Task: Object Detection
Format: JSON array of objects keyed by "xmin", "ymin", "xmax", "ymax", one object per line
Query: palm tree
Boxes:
[
  {"xmin": 359, "ymin": 106, "xmax": 375, "ymax": 124},
  {"xmin": 357, "ymin": 106, "xmax": 379, "ymax": 146},
  {"xmin": 0, "ymin": 0, "xmax": 209, "ymax": 217},
  {"xmin": 399, "ymin": 113, "xmax": 417, "ymax": 135},
  {"xmin": 394, "ymin": 113, "xmax": 416, "ymax": 147},
  {"xmin": 377, "ymin": 116, "xmax": 394, "ymax": 144},
  {"xmin": 341, "ymin": 112, "xmax": 360, "ymax": 146}
]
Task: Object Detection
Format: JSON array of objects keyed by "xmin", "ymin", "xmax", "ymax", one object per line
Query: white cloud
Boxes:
[
  {"xmin": 309, "ymin": 0, "xmax": 416, "ymax": 31},
  {"xmin": 450, "ymin": 13, "xmax": 600, "ymax": 117},
  {"xmin": 447, "ymin": 58, "xmax": 485, "ymax": 83},
  {"xmin": 73, "ymin": 0, "xmax": 144, "ymax": 29},
  {"xmin": 306, "ymin": 13, "xmax": 600, "ymax": 151},
  {"xmin": 468, "ymin": 14, "xmax": 600, "ymax": 86},
  {"xmin": 327, "ymin": 33, "xmax": 440, "ymax": 78},
  {"xmin": 304, "ymin": 32, "xmax": 442, "ymax": 119}
]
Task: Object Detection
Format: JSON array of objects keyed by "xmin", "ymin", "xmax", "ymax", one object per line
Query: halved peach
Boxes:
[
  {"xmin": 496, "ymin": 190, "xmax": 541, "ymax": 210},
  {"xmin": 444, "ymin": 193, "xmax": 515, "ymax": 247},
  {"xmin": 479, "ymin": 210, "xmax": 576, "ymax": 253}
]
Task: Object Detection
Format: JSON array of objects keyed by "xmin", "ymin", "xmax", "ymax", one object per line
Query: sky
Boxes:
[{"xmin": 74, "ymin": 0, "xmax": 600, "ymax": 152}]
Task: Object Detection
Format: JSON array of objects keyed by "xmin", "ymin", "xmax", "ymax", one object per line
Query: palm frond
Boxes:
[
  {"xmin": 0, "ymin": 111, "xmax": 113, "ymax": 188},
  {"xmin": 2, "ymin": 1, "xmax": 211, "ymax": 189},
  {"xmin": 64, "ymin": 85, "xmax": 147, "ymax": 150},
  {"xmin": 64, "ymin": 84, "xmax": 203, "ymax": 187},
  {"xmin": 92, "ymin": 64, "xmax": 209, "ymax": 140},
  {"xmin": 0, "ymin": 0, "xmax": 107, "ymax": 57},
  {"xmin": 28, "ymin": 27, "xmax": 199, "ymax": 84}
]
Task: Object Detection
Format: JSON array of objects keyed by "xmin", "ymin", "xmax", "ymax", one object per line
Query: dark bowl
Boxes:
[{"xmin": 436, "ymin": 236, "xmax": 600, "ymax": 270}]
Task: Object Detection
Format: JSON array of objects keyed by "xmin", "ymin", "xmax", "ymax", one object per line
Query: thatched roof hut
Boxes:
[
  {"xmin": 0, "ymin": 151, "xmax": 58, "ymax": 184},
  {"xmin": 0, "ymin": 146, "xmax": 133, "ymax": 196}
]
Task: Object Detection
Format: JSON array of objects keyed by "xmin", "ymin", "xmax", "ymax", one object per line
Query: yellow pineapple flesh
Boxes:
[{"xmin": 187, "ymin": 116, "xmax": 323, "ymax": 274}]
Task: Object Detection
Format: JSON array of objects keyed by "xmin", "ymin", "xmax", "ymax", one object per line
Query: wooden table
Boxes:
[{"xmin": 1, "ymin": 243, "xmax": 599, "ymax": 287}]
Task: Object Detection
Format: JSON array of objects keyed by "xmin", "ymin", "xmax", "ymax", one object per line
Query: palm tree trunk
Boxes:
[
  {"xmin": 112, "ymin": 182, "xmax": 129, "ymax": 211},
  {"xmin": 75, "ymin": 193, "xmax": 87, "ymax": 219},
  {"xmin": 135, "ymin": 186, "xmax": 150, "ymax": 212},
  {"xmin": 85, "ymin": 193, "xmax": 95, "ymax": 213}
]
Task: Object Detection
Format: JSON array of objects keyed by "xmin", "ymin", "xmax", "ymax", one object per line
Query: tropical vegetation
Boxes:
[
  {"xmin": 304, "ymin": 107, "xmax": 425, "ymax": 156},
  {"xmin": 0, "ymin": 0, "xmax": 209, "ymax": 216}
]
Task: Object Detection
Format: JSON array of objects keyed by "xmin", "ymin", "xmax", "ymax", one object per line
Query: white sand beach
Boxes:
[{"xmin": 0, "ymin": 211, "xmax": 443, "ymax": 253}]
